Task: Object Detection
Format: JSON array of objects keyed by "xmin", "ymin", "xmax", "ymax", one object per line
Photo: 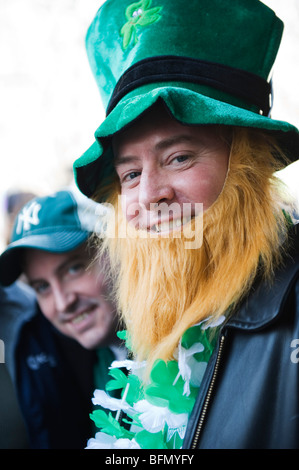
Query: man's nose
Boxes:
[
  {"xmin": 138, "ymin": 171, "xmax": 175, "ymax": 210},
  {"xmin": 52, "ymin": 284, "xmax": 77, "ymax": 314}
]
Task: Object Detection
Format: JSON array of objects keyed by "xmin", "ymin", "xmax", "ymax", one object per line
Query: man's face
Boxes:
[
  {"xmin": 23, "ymin": 244, "xmax": 117, "ymax": 350},
  {"xmin": 113, "ymin": 105, "xmax": 230, "ymax": 233}
]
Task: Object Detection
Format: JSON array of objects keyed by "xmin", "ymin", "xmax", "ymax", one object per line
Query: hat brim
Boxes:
[
  {"xmin": 0, "ymin": 231, "xmax": 89, "ymax": 287},
  {"xmin": 74, "ymin": 84, "xmax": 299, "ymax": 198}
]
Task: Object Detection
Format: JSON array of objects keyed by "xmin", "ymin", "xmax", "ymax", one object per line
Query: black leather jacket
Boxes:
[{"xmin": 183, "ymin": 226, "xmax": 299, "ymax": 449}]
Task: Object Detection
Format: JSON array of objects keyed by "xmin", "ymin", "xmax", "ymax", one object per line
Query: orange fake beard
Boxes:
[{"xmin": 97, "ymin": 128, "xmax": 289, "ymax": 367}]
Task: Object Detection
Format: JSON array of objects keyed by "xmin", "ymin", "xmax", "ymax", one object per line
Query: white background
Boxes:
[{"xmin": 0, "ymin": 0, "xmax": 298, "ymax": 250}]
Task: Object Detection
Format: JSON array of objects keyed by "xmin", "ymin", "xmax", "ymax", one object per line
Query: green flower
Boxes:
[
  {"xmin": 144, "ymin": 360, "xmax": 197, "ymax": 414},
  {"xmin": 120, "ymin": 0, "xmax": 163, "ymax": 49},
  {"xmin": 135, "ymin": 429, "xmax": 168, "ymax": 449},
  {"xmin": 90, "ymin": 410, "xmax": 134, "ymax": 439},
  {"xmin": 106, "ymin": 367, "xmax": 143, "ymax": 405},
  {"xmin": 116, "ymin": 329, "xmax": 131, "ymax": 348}
]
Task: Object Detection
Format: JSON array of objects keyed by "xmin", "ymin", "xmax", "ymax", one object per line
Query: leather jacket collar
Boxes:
[{"xmin": 226, "ymin": 224, "xmax": 299, "ymax": 331}]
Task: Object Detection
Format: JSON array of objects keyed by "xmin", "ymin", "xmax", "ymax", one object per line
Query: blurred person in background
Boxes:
[
  {"xmin": 0, "ymin": 188, "xmax": 125, "ymax": 448},
  {"xmin": 0, "ymin": 281, "xmax": 35, "ymax": 449}
]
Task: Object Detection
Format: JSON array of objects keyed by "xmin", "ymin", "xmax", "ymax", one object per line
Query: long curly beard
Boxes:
[{"xmin": 95, "ymin": 128, "xmax": 291, "ymax": 368}]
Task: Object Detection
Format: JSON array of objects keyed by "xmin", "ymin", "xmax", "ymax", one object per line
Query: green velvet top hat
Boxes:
[
  {"xmin": 73, "ymin": 0, "xmax": 299, "ymax": 199},
  {"xmin": 0, "ymin": 188, "xmax": 105, "ymax": 286}
]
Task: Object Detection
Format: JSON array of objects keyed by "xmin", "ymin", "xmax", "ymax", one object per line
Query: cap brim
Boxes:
[
  {"xmin": 0, "ymin": 231, "xmax": 88, "ymax": 287},
  {"xmin": 74, "ymin": 84, "xmax": 299, "ymax": 198}
]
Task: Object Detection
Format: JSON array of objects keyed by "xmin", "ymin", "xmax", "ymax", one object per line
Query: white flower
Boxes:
[
  {"xmin": 134, "ymin": 400, "xmax": 188, "ymax": 434},
  {"xmin": 173, "ymin": 315, "xmax": 226, "ymax": 395},
  {"xmin": 110, "ymin": 358, "xmax": 146, "ymax": 371},
  {"xmin": 174, "ymin": 341, "xmax": 205, "ymax": 396},
  {"xmin": 85, "ymin": 432, "xmax": 140, "ymax": 449},
  {"xmin": 167, "ymin": 423, "xmax": 187, "ymax": 442},
  {"xmin": 201, "ymin": 315, "xmax": 226, "ymax": 330},
  {"xmin": 114, "ymin": 438, "xmax": 141, "ymax": 449},
  {"xmin": 109, "ymin": 358, "xmax": 147, "ymax": 379},
  {"xmin": 85, "ymin": 432, "xmax": 117, "ymax": 449},
  {"xmin": 92, "ymin": 389, "xmax": 134, "ymax": 414}
]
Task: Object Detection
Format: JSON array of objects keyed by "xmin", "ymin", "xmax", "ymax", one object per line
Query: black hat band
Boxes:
[{"xmin": 107, "ymin": 55, "xmax": 271, "ymax": 117}]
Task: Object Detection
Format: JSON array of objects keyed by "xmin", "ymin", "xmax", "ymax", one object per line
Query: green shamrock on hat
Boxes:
[{"xmin": 120, "ymin": 0, "xmax": 163, "ymax": 49}]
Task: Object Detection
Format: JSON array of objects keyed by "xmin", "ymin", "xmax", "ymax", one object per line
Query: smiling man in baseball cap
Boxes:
[
  {"xmin": 0, "ymin": 188, "xmax": 117, "ymax": 350},
  {"xmin": 0, "ymin": 188, "xmax": 124, "ymax": 448}
]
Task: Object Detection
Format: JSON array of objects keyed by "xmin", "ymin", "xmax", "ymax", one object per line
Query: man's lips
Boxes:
[
  {"xmin": 61, "ymin": 303, "xmax": 98, "ymax": 325},
  {"xmin": 149, "ymin": 215, "xmax": 193, "ymax": 233},
  {"xmin": 70, "ymin": 311, "xmax": 92, "ymax": 325}
]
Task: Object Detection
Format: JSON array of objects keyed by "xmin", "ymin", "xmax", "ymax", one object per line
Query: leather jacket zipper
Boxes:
[{"xmin": 190, "ymin": 333, "xmax": 226, "ymax": 449}]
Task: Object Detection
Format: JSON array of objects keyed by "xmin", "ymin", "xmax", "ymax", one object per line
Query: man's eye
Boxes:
[
  {"xmin": 68, "ymin": 263, "xmax": 85, "ymax": 275},
  {"xmin": 34, "ymin": 282, "xmax": 49, "ymax": 295},
  {"xmin": 173, "ymin": 155, "xmax": 189, "ymax": 163},
  {"xmin": 124, "ymin": 171, "xmax": 141, "ymax": 182}
]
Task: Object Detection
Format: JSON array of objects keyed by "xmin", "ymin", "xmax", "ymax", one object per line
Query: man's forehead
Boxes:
[
  {"xmin": 23, "ymin": 243, "xmax": 89, "ymax": 276},
  {"xmin": 114, "ymin": 133, "xmax": 199, "ymax": 164}
]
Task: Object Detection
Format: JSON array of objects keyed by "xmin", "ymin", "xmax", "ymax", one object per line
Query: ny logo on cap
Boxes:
[{"xmin": 16, "ymin": 201, "xmax": 41, "ymax": 234}]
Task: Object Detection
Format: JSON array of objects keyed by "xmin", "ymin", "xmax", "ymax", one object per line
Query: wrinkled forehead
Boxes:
[{"xmin": 112, "ymin": 102, "xmax": 231, "ymax": 159}]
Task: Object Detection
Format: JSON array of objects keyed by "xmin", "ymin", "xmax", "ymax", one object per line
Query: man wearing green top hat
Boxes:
[{"xmin": 74, "ymin": 0, "xmax": 299, "ymax": 449}]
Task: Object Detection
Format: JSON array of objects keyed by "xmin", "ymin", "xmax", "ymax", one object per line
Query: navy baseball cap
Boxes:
[{"xmin": 0, "ymin": 188, "xmax": 106, "ymax": 286}]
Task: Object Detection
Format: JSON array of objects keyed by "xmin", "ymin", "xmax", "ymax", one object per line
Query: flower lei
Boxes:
[{"xmin": 86, "ymin": 316, "xmax": 225, "ymax": 449}]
